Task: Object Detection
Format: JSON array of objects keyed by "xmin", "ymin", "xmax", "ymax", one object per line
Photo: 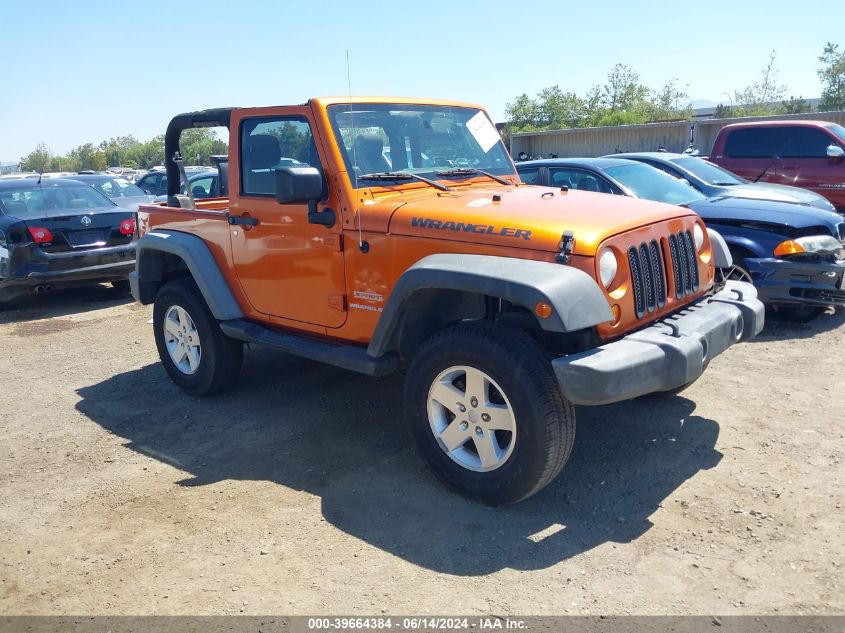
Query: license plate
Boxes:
[{"xmin": 68, "ymin": 230, "xmax": 106, "ymax": 247}]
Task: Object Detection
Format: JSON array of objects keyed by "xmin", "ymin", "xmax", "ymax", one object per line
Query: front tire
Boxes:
[
  {"xmin": 404, "ymin": 323, "xmax": 575, "ymax": 505},
  {"xmin": 153, "ymin": 278, "xmax": 243, "ymax": 396}
]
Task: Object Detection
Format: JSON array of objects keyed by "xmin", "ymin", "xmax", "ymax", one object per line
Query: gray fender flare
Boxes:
[
  {"xmin": 132, "ymin": 230, "xmax": 243, "ymax": 320},
  {"xmin": 367, "ymin": 253, "xmax": 612, "ymax": 357},
  {"xmin": 707, "ymin": 228, "xmax": 733, "ymax": 268}
]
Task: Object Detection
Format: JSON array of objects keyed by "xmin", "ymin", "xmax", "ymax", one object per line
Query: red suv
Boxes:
[{"xmin": 710, "ymin": 120, "xmax": 845, "ymax": 213}]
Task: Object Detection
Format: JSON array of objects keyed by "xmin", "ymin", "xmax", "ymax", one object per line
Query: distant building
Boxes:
[{"xmin": 0, "ymin": 162, "xmax": 21, "ymax": 175}]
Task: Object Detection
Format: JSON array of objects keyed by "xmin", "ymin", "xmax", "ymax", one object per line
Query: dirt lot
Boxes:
[{"xmin": 1, "ymin": 286, "xmax": 843, "ymax": 616}]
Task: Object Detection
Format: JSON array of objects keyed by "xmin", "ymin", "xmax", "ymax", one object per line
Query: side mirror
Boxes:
[
  {"xmin": 826, "ymin": 145, "xmax": 845, "ymax": 159},
  {"xmin": 274, "ymin": 166, "xmax": 323, "ymax": 204}
]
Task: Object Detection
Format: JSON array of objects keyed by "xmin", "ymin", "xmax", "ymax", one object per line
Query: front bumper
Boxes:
[
  {"xmin": 746, "ymin": 257, "xmax": 845, "ymax": 307},
  {"xmin": 552, "ymin": 281, "xmax": 764, "ymax": 406}
]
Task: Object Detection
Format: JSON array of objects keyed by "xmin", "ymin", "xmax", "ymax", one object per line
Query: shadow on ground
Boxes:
[
  {"xmin": 752, "ymin": 305, "xmax": 845, "ymax": 343},
  {"xmin": 77, "ymin": 347, "xmax": 721, "ymax": 576},
  {"xmin": 0, "ymin": 284, "xmax": 134, "ymax": 324}
]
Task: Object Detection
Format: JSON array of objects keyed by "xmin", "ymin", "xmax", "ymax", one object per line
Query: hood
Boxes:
[
  {"xmin": 718, "ymin": 182, "xmax": 835, "ymax": 211},
  {"xmin": 687, "ymin": 196, "xmax": 844, "ymax": 232},
  {"xmin": 380, "ymin": 185, "xmax": 695, "ymax": 255}
]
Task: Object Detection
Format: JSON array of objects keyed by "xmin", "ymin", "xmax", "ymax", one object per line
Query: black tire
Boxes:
[
  {"xmin": 153, "ymin": 277, "xmax": 243, "ymax": 396},
  {"xmin": 772, "ymin": 304, "xmax": 826, "ymax": 323},
  {"xmin": 404, "ymin": 322, "xmax": 576, "ymax": 506},
  {"xmin": 110, "ymin": 279, "xmax": 131, "ymax": 292}
]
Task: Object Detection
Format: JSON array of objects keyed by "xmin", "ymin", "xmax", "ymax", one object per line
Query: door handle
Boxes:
[{"xmin": 227, "ymin": 214, "xmax": 259, "ymax": 227}]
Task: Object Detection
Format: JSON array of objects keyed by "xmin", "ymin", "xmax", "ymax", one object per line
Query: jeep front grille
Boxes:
[
  {"xmin": 667, "ymin": 230, "xmax": 699, "ymax": 299},
  {"xmin": 627, "ymin": 239, "xmax": 666, "ymax": 318},
  {"xmin": 628, "ymin": 231, "xmax": 697, "ymax": 320}
]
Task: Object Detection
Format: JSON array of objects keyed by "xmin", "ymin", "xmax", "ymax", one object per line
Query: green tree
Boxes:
[
  {"xmin": 733, "ymin": 50, "xmax": 788, "ymax": 116},
  {"xmin": 535, "ymin": 86, "xmax": 586, "ymax": 128},
  {"xmin": 781, "ymin": 96, "xmax": 811, "ymax": 114},
  {"xmin": 19, "ymin": 142, "xmax": 52, "ymax": 172},
  {"xmin": 817, "ymin": 42, "xmax": 845, "ymax": 111},
  {"xmin": 99, "ymin": 135, "xmax": 142, "ymax": 168},
  {"xmin": 504, "ymin": 93, "xmax": 542, "ymax": 132},
  {"xmin": 601, "ymin": 64, "xmax": 651, "ymax": 118},
  {"xmin": 130, "ymin": 135, "xmax": 166, "ymax": 169},
  {"xmin": 180, "ymin": 128, "xmax": 228, "ymax": 166},
  {"xmin": 712, "ymin": 103, "xmax": 734, "ymax": 119},
  {"xmin": 648, "ymin": 78, "xmax": 693, "ymax": 121}
]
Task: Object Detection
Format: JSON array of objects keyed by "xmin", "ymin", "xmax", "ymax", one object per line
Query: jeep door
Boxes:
[{"xmin": 228, "ymin": 108, "xmax": 347, "ymax": 328}]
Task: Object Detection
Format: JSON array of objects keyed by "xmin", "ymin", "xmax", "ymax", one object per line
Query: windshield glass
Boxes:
[
  {"xmin": 828, "ymin": 123, "xmax": 845, "ymax": 144},
  {"xmin": 605, "ymin": 163, "xmax": 707, "ymax": 205},
  {"xmin": 0, "ymin": 184, "xmax": 116, "ymax": 218},
  {"xmin": 672, "ymin": 157, "xmax": 745, "ymax": 186},
  {"xmin": 327, "ymin": 104, "xmax": 514, "ymax": 187},
  {"xmin": 91, "ymin": 177, "xmax": 147, "ymax": 199}
]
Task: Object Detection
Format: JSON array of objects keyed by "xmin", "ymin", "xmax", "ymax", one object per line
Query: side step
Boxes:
[{"xmin": 218, "ymin": 320, "xmax": 399, "ymax": 377}]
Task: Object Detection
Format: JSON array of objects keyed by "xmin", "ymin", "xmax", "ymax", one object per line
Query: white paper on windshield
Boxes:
[{"xmin": 466, "ymin": 111, "xmax": 500, "ymax": 153}]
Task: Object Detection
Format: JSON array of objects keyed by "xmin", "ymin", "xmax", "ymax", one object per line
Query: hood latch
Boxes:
[{"xmin": 556, "ymin": 231, "xmax": 575, "ymax": 264}]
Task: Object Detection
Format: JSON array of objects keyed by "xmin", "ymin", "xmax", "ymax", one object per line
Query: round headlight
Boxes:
[
  {"xmin": 693, "ymin": 223, "xmax": 705, "ymax": 251},
  {"xmin": 599, "ymin": 248, "xmax": 617, "ymax": 288}
]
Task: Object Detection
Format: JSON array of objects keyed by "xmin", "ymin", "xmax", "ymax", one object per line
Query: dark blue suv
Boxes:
[{"xmin": 517, "ymin": 157, "xmax": 845, "ymax": 321}]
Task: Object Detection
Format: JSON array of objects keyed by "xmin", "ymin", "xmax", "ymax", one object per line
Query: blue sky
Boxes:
[{"xmin": 0, "ymin": 0, "xmax": 840, "ymax": 162}]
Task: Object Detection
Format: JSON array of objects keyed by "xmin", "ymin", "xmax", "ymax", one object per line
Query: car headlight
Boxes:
[
  {"xmin": 693, "ymin": 223, "xmax": 705, "ymax": 251},
  {"xmin": 773, "ymin": 235, "xmax": 844, "ymax": 258},
  {"xmin": 599, "ymin": 248, "xmax": 618, "ymax": 288}
]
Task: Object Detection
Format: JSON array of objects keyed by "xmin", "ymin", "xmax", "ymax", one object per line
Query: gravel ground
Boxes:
[{"xmin": 1, "ymin": 285, "xmax": 843, "ymax": 615}]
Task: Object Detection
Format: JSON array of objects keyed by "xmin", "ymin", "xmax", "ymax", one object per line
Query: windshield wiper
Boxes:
[
  {"xmin": 712, "ymin": 181, "xmax": 738, "ymax": 186},
  {"xmin": 358, "ymin": 172, "xmax": 453, "ymax": 192},
  {"xmin": 435, "ymin": 168, "xmax": 510, "ymax": 185}
]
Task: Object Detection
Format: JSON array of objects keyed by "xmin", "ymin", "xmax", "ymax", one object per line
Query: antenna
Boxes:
[{"xmin": 347, "ymin": 50, "xmax": 369, "ymax": 254}]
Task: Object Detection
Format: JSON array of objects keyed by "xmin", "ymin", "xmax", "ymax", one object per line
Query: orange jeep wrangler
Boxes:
[{"xmin": 131, "ymin": 97, "xmax": 764, "ymax": 504}]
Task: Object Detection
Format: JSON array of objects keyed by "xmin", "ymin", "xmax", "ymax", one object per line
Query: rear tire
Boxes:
[
  {"xmin": 153, "ymin": 277, "xmax": 243, "ymax": 396},
  {"xmin": 404, "ymin": 322, "xmax": 575, "ymax": 505}
]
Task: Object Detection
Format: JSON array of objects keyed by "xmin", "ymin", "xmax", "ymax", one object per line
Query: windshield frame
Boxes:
[
  {"xmin": 604, "ymin": 162, "xmax": 708, "ymax": 206},
  {"xmin": 326, "ymin": 103, "xmax": 516, "ymax": 189}
]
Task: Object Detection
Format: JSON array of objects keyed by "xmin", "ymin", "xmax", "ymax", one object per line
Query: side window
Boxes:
[
  {"xmin": 518, "ymin": 168, "xmax": 540, "ymax": 184},
  {"xmin": 240, "ymin": 116, "xmax": 322, "ymax": 196},
  {"xmin": 550, "ymin": 168, "xmax": 613, "ymax": 193},
  {"xmin": 188, "ymin": 176, "xmax": 214, "ymax": 198},
  {"xmin": 780, "ymin": 127, "xmax": 837, "ymax": 158},
  {"xmin": 724, "ymin": 128, "xmax": 776, "ymax": 158},
  {"xmin": 549, "ymin": 168, "xmax": 580, "ymax": 187}
]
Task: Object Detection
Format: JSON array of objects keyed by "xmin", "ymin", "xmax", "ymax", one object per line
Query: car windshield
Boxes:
[
  {"xmin": 90, "ymin": 177, "xmax": 147, "ymax": 199},
  {"xmin": 605, "ymin": 162, "xmax": 707, "ymax": 206},
  {"xmin": 828, "ymin": 123, "xmax": 845, "ymax": 144},
  {"xmin": 0, "ymin": 184, "xmax": 116, "ymax": 218},
  {"xmin": 327, "ymin": 103, "xmax": 514, "ymax": 188},
  {"xmin": 671, "ymin": 157, "xmax": 746, "ymax": 186}
]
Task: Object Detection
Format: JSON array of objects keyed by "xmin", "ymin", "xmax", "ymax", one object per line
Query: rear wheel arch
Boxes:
[{"xmin": 134, "ymin": 230, "xmax": 243, "ymax": 320}]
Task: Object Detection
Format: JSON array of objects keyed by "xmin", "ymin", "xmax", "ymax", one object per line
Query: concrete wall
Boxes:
[{"xmin": 509, "ymin": 111, "xmax": 845, "ymax": 159}]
